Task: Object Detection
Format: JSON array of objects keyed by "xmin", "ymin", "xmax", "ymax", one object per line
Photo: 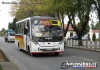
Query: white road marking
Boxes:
[
  {"xmin": 82, "ymin": 58, "xmax": 94, "ymax": 61},
  {"xmin": 70, "ymin": 56, "xmax": 95, "ymax": 61}
]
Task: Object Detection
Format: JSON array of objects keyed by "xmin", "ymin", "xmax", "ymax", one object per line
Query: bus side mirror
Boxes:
[
  {"xmin": 25, "ymin": 25, "xmax": 28, "ymax": 29},
  {"xmin": 24, "ymin": 26, "xmax": 28, "ymax": 35}
]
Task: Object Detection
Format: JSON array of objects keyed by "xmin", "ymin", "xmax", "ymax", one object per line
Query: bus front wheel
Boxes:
[
  {"xmin": 54, "ymin": 52, "xmax": 59, "ymax": 56},
  {"xmin": 28, "ymin": 47, "xmax": 33, "ymax": 56}
]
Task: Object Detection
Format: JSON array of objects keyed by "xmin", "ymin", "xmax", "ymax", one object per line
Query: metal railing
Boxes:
[{"xmin": 65, "ymin": 40, "xmax": 100, "ymax": 51}]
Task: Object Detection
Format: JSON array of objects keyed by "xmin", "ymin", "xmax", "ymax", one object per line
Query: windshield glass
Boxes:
[{"xmin": 31, "ymin": 19, "xmax": 63, "ymax": 42}]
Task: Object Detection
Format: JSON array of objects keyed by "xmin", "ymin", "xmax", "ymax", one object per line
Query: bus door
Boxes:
[
  {"xmin": 24, "ymin": 20, "xmax": 30, "ymax": 50},
  {"xmin": 15, "ymin": 23, "xmax": 24, "ymax": 49}
]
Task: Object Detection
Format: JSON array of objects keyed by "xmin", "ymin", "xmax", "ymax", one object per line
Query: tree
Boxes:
[
  {"xmin": 8, "ymin": 18, "xmax": 17, "ymax": 30},
  {"xmin": 91, "ymin": 0, "xmax": 100, "ymax": 22},
  {"xmin": 91, "ymin": 23, "xmax": 96, "ymax": 30},
  {"xmin": 0, "ymin": 28, "xmax": 6, "ymax": 36},
  {"xmin": 76, "ymin": 22, "xmax": 90, "ymax": 36},
  {"xmin": 64, "ymin": 0, "xmax": 92, "ymax": 46},
  {"xmin": 94, "ymin": 21, "xmax": 100, "ymax": 30},
  {"xmin": 92, "ymin": 33, "xmax": 96, "ymax": 41},
  {"xmin": 10, "ymin": 0, "xmax": 45, "ymax": 21}
]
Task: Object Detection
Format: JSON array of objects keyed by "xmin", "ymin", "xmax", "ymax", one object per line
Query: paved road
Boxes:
[{"xmin": 0, "ymin": 37, "xmax": 100, "ymax": 70}]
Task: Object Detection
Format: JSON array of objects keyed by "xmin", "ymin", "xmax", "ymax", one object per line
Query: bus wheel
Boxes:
[
  {"xmin": 54, "ymin": 52, "xmax": 59, "ymax": 56},
  {"xmin": 18, "ymin": 43, "xmax": 21, "ymax": 51},
  {"xmin": 28, "ymin": 47, "xmax": 33, "ymax": 56},
  {"xmin": 7, "ymin": 40, "xmax": 9, "ymax": 43}
]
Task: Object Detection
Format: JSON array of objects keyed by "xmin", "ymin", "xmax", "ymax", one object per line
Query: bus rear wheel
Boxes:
[{"xmin": 18, "ymin": 43, "xmax": 22, "ymax": 51}]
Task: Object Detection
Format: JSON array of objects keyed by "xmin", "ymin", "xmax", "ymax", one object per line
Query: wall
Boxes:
[{"xmin": 65, "ymin": 31, "xmax": 76, "ymax": 39}]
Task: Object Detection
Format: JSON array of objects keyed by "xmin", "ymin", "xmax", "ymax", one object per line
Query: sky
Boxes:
[{"xmin": 0, "ymin": 0, "xmax": 14, "ymax": 31}]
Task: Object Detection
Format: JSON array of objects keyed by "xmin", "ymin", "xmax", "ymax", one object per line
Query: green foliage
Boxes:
[
  {"xmin": 94, "ymin": 21, "xmax": 100, "ymax": 30},
  {"xmin": 91, "ymin": 23, "xmax": 95, "ymax": 30},
  {"xmin": 8, "ymin": 18, "xmax": 17, "ymax": 31},
  {"xmin": 0, "ymin": 65, "xmax": 3, "ymax": 70},
  {"xmin": 0, "ymin": 28, "xmax": 7, "ymax": 36},
  {"xmin": 96, "ymin": 38, "xmax": 99, "ymax": 41},
  {"xmin": 77, "ymin": 22, "xmax": 90, "ymax": 36},
  {"xmin": 92, "ymin": 33, "xmax": 96, "ymax": 41}
]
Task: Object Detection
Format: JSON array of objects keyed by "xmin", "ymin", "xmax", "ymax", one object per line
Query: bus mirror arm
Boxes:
[
  {"xmin": 25, "ymin": 26, "xmax": 28, "ymax": 29},
  {"xmin": 24, "ymin": 26, "xmax": 28, "ymax": 35}
]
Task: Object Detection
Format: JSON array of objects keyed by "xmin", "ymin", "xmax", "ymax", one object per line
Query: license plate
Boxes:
[{"xmin": 47, "ymin": 48, "xmax": 52, "ymax": 50}]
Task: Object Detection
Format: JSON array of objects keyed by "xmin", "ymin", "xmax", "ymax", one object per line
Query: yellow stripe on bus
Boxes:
[{"xmin": 15, "ymin": 36, "xmax": 24, "ymax": 48}]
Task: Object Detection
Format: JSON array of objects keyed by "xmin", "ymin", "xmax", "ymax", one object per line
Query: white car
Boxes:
[
  {"xmin": 82, "ymin": 35, "xmax": 88, "ymax": 41},
  {"xmin": 67, "ymin": 35, "xmax": 88, "ymax": 41},
  {"xmin": 5, "ymin": 32, "xmax": 15, "ymax": 42}
]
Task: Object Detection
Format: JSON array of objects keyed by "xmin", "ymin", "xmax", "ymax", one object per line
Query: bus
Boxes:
[
  {"xmin": 15, "ymin": 16, "xmax": 65, "ymax": 56},
  {"xmin": 5, "ymin": 29, "xmax": 15, "ymax": 42}
]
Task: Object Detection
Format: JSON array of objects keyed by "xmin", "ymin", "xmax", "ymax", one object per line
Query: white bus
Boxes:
[{"xmin": 15, "ymin": 16, "xmax": 65, "ymax": 56}]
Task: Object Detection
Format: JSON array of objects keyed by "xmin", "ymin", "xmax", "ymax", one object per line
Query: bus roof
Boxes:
[
  {"xmin": 16, "ymin": 16, "xmax": 58, "ymax": 24},
  {"xmin": 30, "ymin": 16, "xmax": 58, "ymax": 20}
]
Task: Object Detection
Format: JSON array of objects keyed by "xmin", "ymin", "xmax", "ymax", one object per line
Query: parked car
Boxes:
[
  {"xmin": 68, "ymin": 35, "xmax": 88, "ymax": 40},
  {"xmin": 68, "ymin": 36, "xmax": 78, "ymax": 40},
  {"xmin": 82, "ymin": 35, "xmax": 88, "ymax": 41}
]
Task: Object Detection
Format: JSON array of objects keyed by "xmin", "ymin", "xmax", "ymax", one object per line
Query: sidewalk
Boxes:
[
  {"xmin": 0, "ymin": 47, "xmax": 21, "ymax": 70},
  {"xmin": 0, "ymin": 62, "xmax": 20, "ymax": 70}
]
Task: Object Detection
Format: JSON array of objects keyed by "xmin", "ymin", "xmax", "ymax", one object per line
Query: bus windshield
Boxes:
[{"xmin": 31, "ymin": 19, "xmax": 63, "ymax": 42}]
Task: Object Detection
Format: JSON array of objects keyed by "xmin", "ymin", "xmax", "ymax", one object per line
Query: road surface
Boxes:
[{"xmin": 0, "ymin": 37, "xmax": 100, "ymax": 70}]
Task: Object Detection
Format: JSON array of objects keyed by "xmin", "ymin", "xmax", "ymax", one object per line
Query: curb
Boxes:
[
  {"xmin": 0, "ymin": 46, "xmax": 30, "ymax": 70},
  {"xmin": 0, "ymin": 47, "xmax": 20, "ymax": 70},
  {"xmin": 0, "ymin": 49, "xmax": 9, "ymax": 62}
]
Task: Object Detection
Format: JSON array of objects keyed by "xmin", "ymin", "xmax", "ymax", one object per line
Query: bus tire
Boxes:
[
  {"xmin": 64, "ymin": 42, "xmax": 66, "ymax": 49},
  {"xmin": 18, "ymin": 43, "xmax": 22, "ymax": 51},
  {"xmin": 54, "ymin": 52, "xmax": 59, "ymax": 56},
  {"xmin": 28, "ymin": 46, "xmax": 33, "ymax": 56}
]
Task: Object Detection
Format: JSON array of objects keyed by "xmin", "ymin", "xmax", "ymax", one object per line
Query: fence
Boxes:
[{"xmin": 65, "ymin": 40, "xmax": 100, "ymax": 51}]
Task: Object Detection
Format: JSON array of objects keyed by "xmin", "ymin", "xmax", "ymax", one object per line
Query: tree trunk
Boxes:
[
  {"xmin": 78, "ymin": 35, "xmax": 83, "ymax": 46},
  {"xmin": 64, "ymin": 15, "xmax": 72, "ymax": 37}
]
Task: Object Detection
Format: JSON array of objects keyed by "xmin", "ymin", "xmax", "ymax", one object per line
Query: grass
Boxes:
[{"xmin": 0, "ymin": 65, "xmax": 3, "ymax": 70}]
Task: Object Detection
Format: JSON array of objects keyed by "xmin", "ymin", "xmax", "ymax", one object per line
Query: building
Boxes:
[
  {"xmin": 64, "ymin": 23, "xmax": 99, "ymax": 40},
  {"xmin": 64, "ymin": 24, "xmax": 76, "ymax": 39}
]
